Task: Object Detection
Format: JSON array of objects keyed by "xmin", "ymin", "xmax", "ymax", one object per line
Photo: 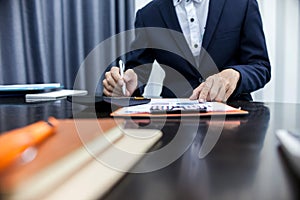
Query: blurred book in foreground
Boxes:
[{"xmin": 0, "ymin": 119, "xmax": 162, "ymax": 200}]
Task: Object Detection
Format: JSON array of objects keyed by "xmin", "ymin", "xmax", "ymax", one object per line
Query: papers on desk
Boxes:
[
  {"xmin": 25, "ymin": 89, "xmax": 88, "ymax": 102},
  {"xmin": 111, "ymin": 98, "xmax": 249, "ymax": 118}
]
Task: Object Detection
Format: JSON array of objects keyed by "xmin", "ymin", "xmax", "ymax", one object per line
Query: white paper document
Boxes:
[
  {"xmin": 25, "ymin": 89, "xmax": 88, "ymax": 102},
  {"xmin": 116, "ymin": 98, "xmax": 238, "ymax": 114}
]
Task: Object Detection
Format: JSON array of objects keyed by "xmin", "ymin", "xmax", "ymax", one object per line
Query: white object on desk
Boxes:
[
  {"xmin": 276, "ymin": 129, "xmax": 300, "ymax": 177},
  {"xmin": 0, "ymin": 83, "xmax": 62, "ymax": 92},
  {"xmin": 25, "ymin": 89, "xmax": 88, "ymax": 102},
  {"xmin": 142, "ymin": 60, "xmax": 165, "ymax": 98},
  {"xmin": 118, "ymin": 98, "xmax": 237, "ymax": 114}
]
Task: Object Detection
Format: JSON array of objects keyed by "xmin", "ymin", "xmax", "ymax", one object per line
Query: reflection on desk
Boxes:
[
  {"xmin": 0, "ymin": 99, "xmax": 299, "ymax": 200},
  {"xmin": 0, "ymin": 98, "xmax": 85, "ymax": 133}
]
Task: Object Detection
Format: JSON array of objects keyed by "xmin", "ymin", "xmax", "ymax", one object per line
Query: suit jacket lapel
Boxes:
[
  {"xmin": 156, "ymin": 0, "xmax": 197, "ymax": 68},
  {"xmin": 202, "ymin": 0, "xmax": 227, "ymax": 49}
]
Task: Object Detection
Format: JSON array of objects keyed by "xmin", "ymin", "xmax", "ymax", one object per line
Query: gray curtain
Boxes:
[{"xmin": 0, "ymin": 0, "xmax": 135, "ymax": 92}]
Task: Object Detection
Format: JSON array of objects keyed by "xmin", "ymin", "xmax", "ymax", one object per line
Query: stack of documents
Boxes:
[{"xmin": 111, "ymin": 98, "xmax": 248, "ymax": 118}]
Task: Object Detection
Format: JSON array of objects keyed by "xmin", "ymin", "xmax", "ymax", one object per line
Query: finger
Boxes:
[
  {"xmin": 103, "ymin": 77, "xmax": 124, "ymax": 97},
  {"xmin": 123, "ymin": 69, "xmax": 136, "ymax": 82},
  {"xmin": 103, "ymin": 74, "xmax": 123, "ymax": 94},
  {"xmin": 112, "ymin": 67, "xmax": 128, "ymax": 90},
  {"xmin": 112, "ymin": 89, "xmax": 123, "ymax": 96},
  {"xmin": 189, "ymin": 90, "xmax": 198, "ymax": 100},
  {"xmin": 102, "ymin": 79, "xmax": 114, "ymax": 93},
  {"xmin": 105, "ymin": 71, "xmax": 118, "ymax": 88},
  {"xmin": 103, "ymin": 88, "xmax": 112, "ymax": 97},
  {"xmin": 224, "ymin": 86, "xmax": 235, "ymax": 101},
  {"xmin": 214, "ymin": 86, "xmax": 227, "ymax": 102},
  {"xmin": 208, "ymin": 77, "xmax": 221, "ymax": 101},
  {"xmin": 104, "ymin": 88, "xmax": 123, "ymax": 97},
  {"xmin": 110, "ymin": 66, "xmax": 121, "ymax": 76},
  {"xmin": 189, "ymin": 84, "xmax": 204, "ymax": 100},
  {"xmin": 109, "ymin": 86, "xmax": 123, "ymax": 96},
  {"xmin": 199, "ymin": 79, "xmax": 213, "ymax": 101},
  {"xmin": 123, "ymin": 69, "xmax": 138, "ymax": 96},
  {"xmin": 111, "ymin": 66, "xmax": 123, "ymax": 80}
]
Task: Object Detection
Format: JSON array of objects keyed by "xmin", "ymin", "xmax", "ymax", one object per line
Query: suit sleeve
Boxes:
[
  {"xmin": 228, "ymin": 0, "xmax": 271, "ymax": 98},
  {"xmin": 126, "ymin": 10, "xmax": 156, "ymax": 96}
]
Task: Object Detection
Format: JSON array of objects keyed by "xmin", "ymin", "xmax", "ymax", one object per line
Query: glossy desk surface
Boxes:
[{"xmin": 0, "ymin": 98, "xmax": 299, "ymax": 200}]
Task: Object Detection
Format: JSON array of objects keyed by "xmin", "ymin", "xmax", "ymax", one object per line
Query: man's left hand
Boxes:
[{"xmin": 189, "ymin": 69, "xmax": 240, "ymax": 102}]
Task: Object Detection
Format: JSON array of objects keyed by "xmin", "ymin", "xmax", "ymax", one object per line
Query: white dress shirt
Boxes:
[{"xmin": 173, "ymin": 0, "xmax": 210, "ymax": 57}]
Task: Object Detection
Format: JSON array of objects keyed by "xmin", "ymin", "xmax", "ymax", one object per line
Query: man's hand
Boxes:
[
  {"xmin": 102, "ymin": 66, "xmax": 138, "ymax": 97},
  {"xmin": 189, "ymin": 69, "xmax": 240, "ymax": 102}
]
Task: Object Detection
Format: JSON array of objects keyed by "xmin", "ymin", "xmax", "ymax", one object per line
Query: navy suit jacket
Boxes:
[{"xmin": 126, "ymin": 0, "xmax": 271, "ymax": 100}]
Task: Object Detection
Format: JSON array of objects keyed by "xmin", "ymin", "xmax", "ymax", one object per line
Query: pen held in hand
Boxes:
[
  {"xmin": 119, "ymin": 60, "xmax": 126, "ymax": 96},
  {"xmin": 0, "ymin": 117, "xmax": 59, "ymax": 171}
]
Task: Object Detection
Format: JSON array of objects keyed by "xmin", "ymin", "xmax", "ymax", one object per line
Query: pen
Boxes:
[
  {"xmin": 0, "ymin": 117, "xmax": 59, "ymax": 171},
  {"xmin": 119, "ymin": 59, "xmax": 126, "ymax": 95}
]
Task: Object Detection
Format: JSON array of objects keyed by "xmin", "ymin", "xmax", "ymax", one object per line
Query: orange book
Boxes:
[{"xmin": 0, "ymin": 118, "xmax": 162, "ymax": 200}]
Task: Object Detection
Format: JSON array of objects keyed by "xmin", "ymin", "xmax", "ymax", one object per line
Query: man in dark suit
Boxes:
[{"xmin": 103, "ymin": 0, "xmax": 271, "ymax": 101}]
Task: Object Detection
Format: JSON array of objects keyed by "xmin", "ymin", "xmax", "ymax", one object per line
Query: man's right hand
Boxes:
[{"xmin": 102, "ymin": 66, "xmax": 138, "ymax": 97}]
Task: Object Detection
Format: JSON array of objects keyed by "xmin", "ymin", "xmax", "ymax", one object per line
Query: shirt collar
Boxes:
[{"xmin": 173, "ymin": 0, "xmax": 202, "ymax": 6}]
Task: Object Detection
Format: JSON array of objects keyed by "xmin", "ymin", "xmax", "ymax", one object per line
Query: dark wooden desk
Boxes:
[{"xmin": 0, "ymin": 98, "xmax": 299, "ymax": 200}]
